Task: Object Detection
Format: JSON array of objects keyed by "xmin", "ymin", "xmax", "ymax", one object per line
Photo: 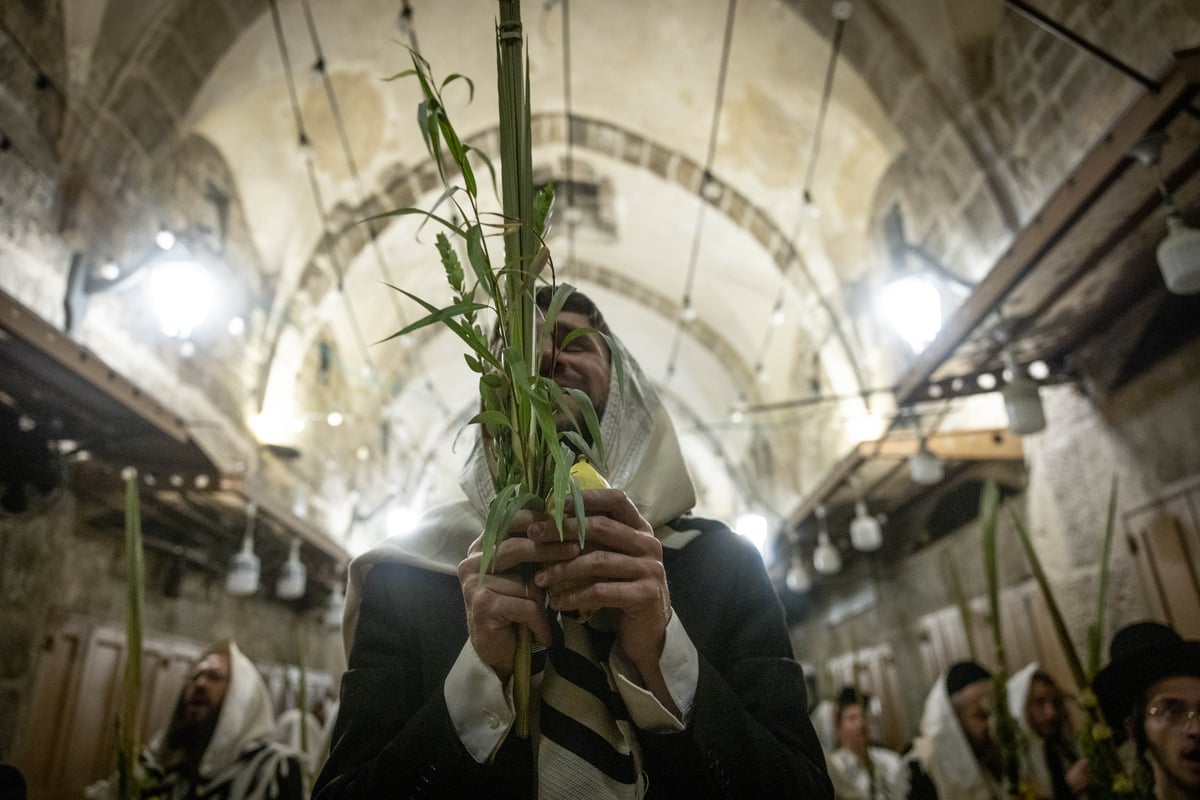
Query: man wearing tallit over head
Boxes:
[{"xmin": 313, "ymin": 288, "xmax": 832, "ymax": 799}]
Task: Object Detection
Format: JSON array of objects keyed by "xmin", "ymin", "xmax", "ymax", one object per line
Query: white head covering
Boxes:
[
  {"xmin": 1006, "ymin": 662, "xmax": 1054, "ymax": 796},
  {"xmin": 903, "ymin": 669, "xmax": 1002, "ymax": 800},
  {"xmin": 147, "ymin": 640, "xmax": 277, "ymax": 777},
  {"xmin": 341, "ymin": 331, "xmax": 697, "ymax": 656}
]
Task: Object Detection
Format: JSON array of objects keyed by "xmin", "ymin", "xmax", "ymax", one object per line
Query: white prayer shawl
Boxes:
[
  {"xmin": 895, "ymin": 672, "xmax": 1004, "ymax": 800},
  {"xmin": 341, "ymin": 332, "xmax": 698, "ymax": 654},
  {"xmin": 1007, "ymin": 662, "xmax": 1055, "ymax": 797}
]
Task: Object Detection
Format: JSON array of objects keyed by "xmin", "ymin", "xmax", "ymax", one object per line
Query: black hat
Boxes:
[
  {"xmin": 1092, "ymin": 621, "xmax": 1200, "ymax": 738},
  {"xmin": 946, "ymin": 661, "xmax": 991, "ymax": 696}
]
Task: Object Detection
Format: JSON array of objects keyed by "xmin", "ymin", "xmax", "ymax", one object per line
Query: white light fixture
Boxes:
[
  {"xmin": 1157, "ymin": 213, "xmax": 1200, "ymax": 295},
  {"xmin": 909, "ymin": 437, "xmax": 945, "ymax": 485},
  {"xmin": 735, "ymin": 512, "xmax": 772, "ymax": 566},
  {"xmin": 155, "ymin": 227, "xmax": 176, "ymax": 251},
  {"xmin": 149, "ymin": 257, "xmax": 215, "ymax": 339},
  {"xmin": 880, "ymin": 273, "xmax": 942, "ymax": 352},
  {"xmin": 812, "ymin": 506, "xmax": 842, "ymax": 575},
  {"xmin": 323, "ymin": 583, "xmax": 346, "ymax": 629},
  {"xmin": 276, "ymin": 538, "xmax": 307, "ymax": 600},
  {"xmin": 226, "ymin": 504, "xmax": 261, "ymax": 597},
  {"xmin": 227, "ymin": 316, "xmax": 246, "ymax": 337},
  {"xmin": 326, "ymin": 411, "xmax": 344, "ymax": 427},
  {"xmin": 786, "ymin": 551, "xmax": 812, "ymax": 593},
  {"xmin": 848, "ymin": 476, "xmax": 883, "ymax": 552},
  {"xmin": 355, "ymin": 445, "xmax": 370, "ymax": 462},
  {"xmin": 98, "ymin": 259, "xmax": 120, "ymax": 280},
  {"xmin": 680, "ymin": 300, "xmax": 698, "ymax": 322},
  {"xmin": 1001, "ymin": 351, "xmax": 1046, "ymax": 435},
  {"xmin": 771, "ymin": 301, "xmax": 785, "ymax": 326}
]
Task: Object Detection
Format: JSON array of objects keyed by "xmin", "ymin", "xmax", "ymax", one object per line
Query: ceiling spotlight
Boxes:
[
  {"xmin": 909, "ymin": 437, "xmax": 945, "ymax": 485},
  {"xmin": 98, "ymin": 259, "xmax": 120, "ymax": 280},
  {"xmin": 880, "ymin": 273, "xmax": 941, "ymax": 352},
  {"xmin": 680, "ymin": 299, "xmax": 698, "ymax": 322},
  {"xmin": 700, "ymin": 171, "xmax": 724, "ymax": 201},
  {"xmin": 276, "ymin": 538, "xmax": 307, "ymax": 600},
  {"xmin": 150, "ymin": 257, "xmax": 214, "ymax": 339},
  {"xmin": 1028, "ymin": 360, "xmax": 1050, "ymax": 381},
  {"xmin": 770, "ymin": 302, "xmax": 785, "ymax": 326},
  {"xmin": 356, "ymin": 445, "xmax": 370, "ymax": 461},
  {"xmin": 976, "ymin": 372, "xmax": 997, "ymax": 390},
  {"xmin": 227, "ymin": 316, "xmax": 246, "ymax": 337},
  {"xmin": 155, "ymin": 228, "xmax": 176, "ymax": 251},
  {"xmin": 1158, "ymin": 212, "xmax": 1200, "ymax": 294},
  {"xmin": 326, "ymin": 411, "xmax": 345, "ymax": 427}
]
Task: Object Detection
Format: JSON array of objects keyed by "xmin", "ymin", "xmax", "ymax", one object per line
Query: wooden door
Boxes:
[{"xmin": 1123, "ymin": 478, "xmax": 1200, "ymax": 638}]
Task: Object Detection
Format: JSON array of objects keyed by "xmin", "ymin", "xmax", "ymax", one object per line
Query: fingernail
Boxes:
[{"xmin": 534, "ymin": 571, "xmax": 547, "ymax": 587}]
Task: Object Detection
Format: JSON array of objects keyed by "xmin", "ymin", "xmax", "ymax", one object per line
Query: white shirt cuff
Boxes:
[
  {"xmin": 444, "ymin": 641, "xmax": 514, "ymax": 763},
  {"xmin": 609, "ymin": 612, "xmax": 698, "ymax": 732}
]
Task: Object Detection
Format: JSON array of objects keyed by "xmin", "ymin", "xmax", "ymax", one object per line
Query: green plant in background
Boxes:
[
  {"xmin": 1004, "ymin": 477, "xmax": 1138, "ymax": 798},
  {"xmin": 373, "ymin": 0, "xmax": 611, "ymax": 739},
  {"xmin": 117, "ymin": 474, "xmax": 145, "ymax": 800},
  {"xmin": 979, "ymin": 480, "xmax": 1028, "ymax": 797}
]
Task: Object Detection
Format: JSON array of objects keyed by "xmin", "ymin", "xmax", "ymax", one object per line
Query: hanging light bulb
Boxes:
[
  {"xmin": 812, "ymin": 506, "xmax": 842, "ymax": 575},
  {"xmin": 786, "ymin": 551, "xmax": 812, "ymax": 593},
  {"xmin": 1001, "ymin": 351, "xmax": 1046, "ymax": 435},
  {"xmin": 276, "ymin": 538, "xmax": 307, "ymax": 600},
  {"xmin": 909, "ymin": 437, "xmax": 945, "ymax": 485},
  {"xmin": 226, "ymin": 503, "xmax": 261, "ymax": 597},
  {"xmin": 1157, "ymin": 212, "xmax": 1200, "ymax": 295},
  {"xmin": 323, "ymin": 582, "xmax": 346, "ymax": 628},
  {"xmin": 847, "ymin": 475, "xmax": 883, "ymax": 552}
]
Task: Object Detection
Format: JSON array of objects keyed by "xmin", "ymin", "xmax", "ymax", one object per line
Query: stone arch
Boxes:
[{"xmin": 288, "ymin": 112, "xmax": 859, "ymax": 401}]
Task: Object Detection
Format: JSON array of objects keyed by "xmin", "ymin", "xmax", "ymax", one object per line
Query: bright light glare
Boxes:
[
  {"xmin": 847, "ymin": 413, "xmax": 885, "ymax": 443},
  {"xmin": 150, "ymin": 258, "xmax": 214, "ymax": 338},
  {"xmin": 880, "ymin": 274, "xmax": 941, "ymax": 352},
  {"xmin": 326, "ymin": 411, "xmax": 344, "ymax": 427},
  {"xmin": 735, "ymin": 512, "xmax": 772, "ymax": 565},
  {"xmin": 387, "ymin": 506, "xmax": 421, "ymax": 539}
]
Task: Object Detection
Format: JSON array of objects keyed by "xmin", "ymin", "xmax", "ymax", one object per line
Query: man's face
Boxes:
[
  {"xmin": 1025, "ymin": 676, "xmax": 1065, "ymax": 739},
  {"xmin": 836, "ymin": 704, "xmax": 868, "ymax": 751},
  {"xmin": 538, "ymin": 309, "xmax": 611, "ymax": 431},
  {"xmin": 181, "ymin": 653, "xmax": 230, "ymax": 725},
  {"xmin": 952, "ymin": 679, "xmax": 996, "ymax": 759},
  {"xmin": 1143, "ymin": 675, "xmax": 1200, "ymax": 797}
]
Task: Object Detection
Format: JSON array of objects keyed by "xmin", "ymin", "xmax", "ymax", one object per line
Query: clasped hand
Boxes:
[{"xmin": 458, "ymin": 489, "xmax": 670, "ymax": 684}]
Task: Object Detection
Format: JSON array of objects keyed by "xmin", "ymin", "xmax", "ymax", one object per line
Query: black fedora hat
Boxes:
[{"xmin": 1092, "ymin": 621, "xmax": 1200, "ymax": 738}]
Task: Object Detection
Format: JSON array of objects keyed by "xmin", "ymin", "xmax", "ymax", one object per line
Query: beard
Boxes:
[{"xmin": 164, "ymin": 696, "xmax": 220, "ymax": 757}]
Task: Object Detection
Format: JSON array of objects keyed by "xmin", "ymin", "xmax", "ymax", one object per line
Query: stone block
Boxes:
[
  {"xmin": 144, "ymin": 32, "xmax": 203, "ymax": 118},
  {"xmin": 110, "ymin": 76, "xmax": 176, "ymax": 154},
  {"xmin": 645, "ymin": 141, "xmax": 672, "ymax": 180},
  {"xmin": 622, "ymin": 131, "xmax": 646, "ymax": 166},
  {"xmin": 168, "ymin": 0, "xmax": 237, "ymax": 77}
]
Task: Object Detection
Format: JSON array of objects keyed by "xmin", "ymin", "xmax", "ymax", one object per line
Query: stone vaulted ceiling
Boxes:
[{"xmin": 3, "ymin": 0, "xmax": 1196, "ymax": 558}]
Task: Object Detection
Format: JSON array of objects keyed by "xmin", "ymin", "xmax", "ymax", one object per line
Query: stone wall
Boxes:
[
  {"xmin": 789, "ymin": 336, "xmax": 1200, "ymax": 736},
  {"xmin": 0, "ymin": 486, "xmax": 345, "ymax": 761}
]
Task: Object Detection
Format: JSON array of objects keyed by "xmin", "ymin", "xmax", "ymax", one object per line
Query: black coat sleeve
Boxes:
[
  {"xmin": 639, "ymin": 521, "xmax": 833, "ymax": 799},
  {"xmin": 312, "ymin": 563, "xmax": 532, "ymax": 799}
]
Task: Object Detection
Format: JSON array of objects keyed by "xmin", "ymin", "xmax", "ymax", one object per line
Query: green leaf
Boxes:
[
  {"xmin": 534, "ymin": 182, "xmax": 555, "ymax": 237},
  {"xmin": 465, "ymin": 225, "xmax": 494, "ymax": 298},
  {"xmin": 565, "ymin": 388, "xmax": 605, "ymax": 469},
  {"xmin": 441, "ymin": 72, "xmax": 476, "ymax": 102},
  {"xmin": 381, "ymin": 68, "xmax": 419, "ymax": 82},
  {"xmin": 465, "ymin": 145, "xmax": 499, "ymax": 197},
  {"xmin": 375, "ymin": 286, "xmax": 487, "ymax": 341},
  {"xmin": 361, "ymin": 206, "xmax": 465, "ymax": 239},
  {"xmin": 468, "ymin": 409, "xmax": 513, "ymax": 431}
]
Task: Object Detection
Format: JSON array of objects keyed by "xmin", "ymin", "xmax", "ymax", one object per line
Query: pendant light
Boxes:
[
  {"xmin": 812, "ymin": 505, "xmax": 842, "ymax": 575},
  {"xmin": 1001, "ymin": 351, "xmax": 1046, "ymax": 435},
  {"xmin": 786, "ymin": 552, "xmax": 813, "ymax": 593},
  {"xmin": 276, "ymin": 537, "xmax": 307, "ymax": 600},
  {"xmin": 848, "ymin": 475, "xmax": 883, "ymax": 552},
  {"xmin": 226, "ymin": 502, "xmax": 261, "ymax": 597},
  {"xmin": 323, "ymin": 582, "xmax": 346, "ymax": 629},
  {"xmin": 909, "ymin": 436, "xmax": 945, "ymax": 485},
  {"xmin": 1157, "ymin": 211, "xmax": 1200, "ymax": 295}
]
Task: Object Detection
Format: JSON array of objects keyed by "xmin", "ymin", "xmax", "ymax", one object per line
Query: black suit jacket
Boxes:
[{"xmin": 314, "ymin": 517, "xmax": 832, "ymax": 799}]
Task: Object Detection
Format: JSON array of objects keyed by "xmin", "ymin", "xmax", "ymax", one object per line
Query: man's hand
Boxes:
[
  {"xmin": 458, "ymin": 510, "xmax": 579, "ymax": 682},
  {"xmin": 528, "ymin": 490, "xmax": 672, "ymax": 693},
  {"xmin": 1065, "ymin": 758, "xmax": 1093, "ymax": 795}
]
